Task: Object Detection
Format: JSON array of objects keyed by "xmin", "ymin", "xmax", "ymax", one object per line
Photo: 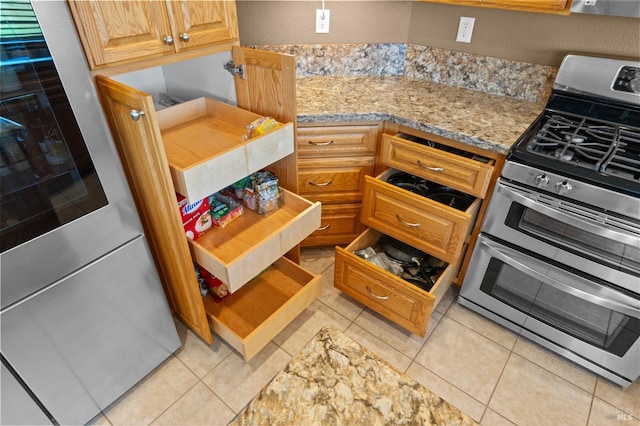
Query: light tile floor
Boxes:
[{"xmin": 91, "ymin": 247, "xmax": 640, "ymax": 426}]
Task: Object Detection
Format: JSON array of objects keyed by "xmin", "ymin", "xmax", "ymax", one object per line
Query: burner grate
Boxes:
[{"xmin": 526, "ymin": 113, "xmax": 640, "ymax": 182}]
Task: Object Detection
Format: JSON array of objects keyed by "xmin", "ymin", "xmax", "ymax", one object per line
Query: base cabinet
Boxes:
[
  {"xmin": 297, "ymin": 123, "xmax": 378, "ymax": 247},
  {"xmin": 94, "ymin": 48, "xmax": 319, "ymax": 360},
  {"xmin": 334, "ymin": 125, "xmax": 502, "ymax": 335}
]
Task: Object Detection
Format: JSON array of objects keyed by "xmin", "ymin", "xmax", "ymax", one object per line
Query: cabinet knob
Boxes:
[
  {"xmin": 163, "ymin": 36, "xmax": 174, "ymax": 45},
  {"xmin": 417, "ymin": 160, "xmax": 443, "ymax": 172},
  {"xmin": 130, "ymin": 109, "xmax": 146, "ymax": 121},
  {"xmin": 179, "ymin": 33, "xmax": 190, "ymax": 42}
]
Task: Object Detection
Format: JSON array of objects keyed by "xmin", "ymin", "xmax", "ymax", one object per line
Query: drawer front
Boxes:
[
  {"xmin": 302, "ymin": 203, "xmax": 364, "ymax": 246},
  {"xmin": 361, "ymin": 176, "xmax": 480, "ymax": 264},
  {"xmin": 380, "ymin": 134, "xmax": 493, "ymax": 198},
  {"xmin": 297, "ymin": 125, "xmax": 378, "ymax": 157},
  {"xmin": 298, "ymin": 157, "xmax": 374, "ymax": 204},
  {"xmin": 334, "ymin": 228, "xmax": 457, "ymax": 337}
]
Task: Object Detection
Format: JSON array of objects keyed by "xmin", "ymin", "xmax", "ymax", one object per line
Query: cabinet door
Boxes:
[
  {"xmin": 232, "ymin": 46, "xmax": 298, "ymax": 193},
  {"xmin": 166, "ymin": 0, "xmax": 239, "ymax": 53},
  {"xmin": 95, "ymin": 76, "xmax": 212, "ymax": 344},
  {"xmin": 68, "ymin": 1, "xmax": 174, "ymax": 69}
]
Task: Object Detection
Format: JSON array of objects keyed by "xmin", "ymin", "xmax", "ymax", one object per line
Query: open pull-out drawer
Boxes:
[
  {"xmin": 361, "ymin": 170, "xmax": 481, "ymax": 264},
  {"xmin": 189, "ymin": 189, "xmax": 321, "ymax": 293},
  {"xmin": 157, "ymin": 97, "xmax": 295, "ymax": 203},
  {"xmin": 335, "ymin": 228, "xmax": 460, "ymax": 337},
  {"xmin": 204, "ymin": 257, "xmax": 321, "ymax": 361},
  {"xmin": 380, "ymin": 134, "xmax": 494, "ymax": 198}
]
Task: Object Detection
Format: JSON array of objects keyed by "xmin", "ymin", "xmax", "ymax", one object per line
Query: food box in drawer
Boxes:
[
  {"xmin": 188, "ymin": 189, "xmax": 321, "ymax": 293},
  {"xmin": 156, "ymin": 97, "xmax": 294, "ymax": 203},
  {"xmin": 361, "ymin": 170, "xmax": 481, "ymax": 264},
  {"xmin": 203, "ymin": 256, "xmax": 321, "ymax": 361},
  {"xmin": 380, "ymin": 134, "xmax": 494, "ymax": 198},
  {"xmin": 335, "ymin": 228, "xmax": 458, "ymax": 337}
]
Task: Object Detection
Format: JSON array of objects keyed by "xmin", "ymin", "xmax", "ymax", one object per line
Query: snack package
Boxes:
[
  {"xmin": 254, "ymin": 171, "xmax": 282, "ymax": 215},
  {"xmin": 209, "ymin": 196, "xmax": 244, "ymax": 229},
  {"xmin": 195, "ymin": 264, "xmax": 229, "ymax": 302},
  {"xmin": 247, "ymin": 116, "xmax": 280, "ymax": 139},
  {"xmin": 177, "ymin": 194, "xmax": 212, "ymax": 240},
  {"xmin": 193, "ymin": 263, "xmax": 209, "ymax": 297}
]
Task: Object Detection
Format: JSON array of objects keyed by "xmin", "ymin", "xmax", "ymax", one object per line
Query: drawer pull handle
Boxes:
[
  {"xmin": 308, "ymin": 140, "xmax": 334, "ymax": 146},
  {"xmin": 417, "ymin": 160, "xmax": 443, "ymax": 172},
  {"xmin": 366, "ymin": 286, "xmax": 389, "ymax": 300},
  {"xmin": 396, "ymin": 214, "xmax": 421, "ymax": 228},
  {"xmin": 309, "ymin": 180, "xmax": 333, "ymax": 187},
  {"xmin": 317, "ymin": 224, "xmax": 331, "ymax": 231}
]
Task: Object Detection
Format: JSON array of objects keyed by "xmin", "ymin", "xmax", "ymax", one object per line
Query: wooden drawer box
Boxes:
[
  {"xmin": 189, "ymin": 189, "xmax": 321, "ymax": 293},
  {"xmin": 298, "ymin": 157, "xmax": 374, "ymax": 204},
  {"xmin": 302, "ymin": 203, "xmax": 364, "ymax": 247},
  {"xmin": 297, "ymin": 125, "xmax": 378, "ymax": 157},
  {"xmin": 361, "ymin": 171, "xmax": 481, "ymax": 264},
  {"xmin": 157, "ymin": 97, "xmax": 294, "ymax": 203},
  {"xmin": 335, "ymin": 228, "xmax": 458, "ymax": 337},
  {"xmin": 380, "ymin": 134, "xmax": 494, "ymax": 198},
  {"xmin": 204, "ymin": 256, "xmax": 321, "ymax": 361}
]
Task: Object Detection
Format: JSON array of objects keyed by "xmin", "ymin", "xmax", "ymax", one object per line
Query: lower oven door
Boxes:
[
  {"xmin": 460, "ymin": 234, "xmax": 640, "ymax": 387},
  {"xmin": 482, "ymin": 179, "xmax": 640, "ymax": 293}
]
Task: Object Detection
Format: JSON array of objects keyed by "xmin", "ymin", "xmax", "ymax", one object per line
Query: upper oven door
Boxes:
[{"xmin": 482, "ymin": 178, "xmax": 640, "ymax": 294}]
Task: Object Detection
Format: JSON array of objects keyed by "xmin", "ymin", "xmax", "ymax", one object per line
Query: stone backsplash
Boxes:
[{"xmin": 250, "ymin": 43, "xmax": 556, "ymax": 103}]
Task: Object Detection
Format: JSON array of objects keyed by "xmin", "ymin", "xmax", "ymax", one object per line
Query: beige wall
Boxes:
[{"xmin": 236, "ymin": 1, "xmax": 640, "ymax": 66}]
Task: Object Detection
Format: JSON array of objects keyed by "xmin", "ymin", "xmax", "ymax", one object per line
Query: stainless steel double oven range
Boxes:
[{"xmin": 460, "ymin": 55, "xmax": 640, "ymax": 388}]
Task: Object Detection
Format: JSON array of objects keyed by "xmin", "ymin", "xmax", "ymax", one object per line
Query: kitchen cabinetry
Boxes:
[
  {"xmin": 334, "ymin": 123, "xmax": 503, "ymax": 336},
  {"xmin": 297, "ymin": 123, "xmax": 378, "ymax": 246},
  {"xmin": 68, "ymin": 0, "xmax": 239, "ymax": 72},
  {"xmin": 418, "ymin": 0, "xmax": 571, "ymax": 14},
  {"xmin": 94, "ymin": 47, "xmax": 321, "ymax": 361}
]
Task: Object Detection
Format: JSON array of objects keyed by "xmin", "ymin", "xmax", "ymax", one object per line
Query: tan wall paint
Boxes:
[{"xmin": 236, "ymin": 1, "xmax": 639, "ymax": 66}]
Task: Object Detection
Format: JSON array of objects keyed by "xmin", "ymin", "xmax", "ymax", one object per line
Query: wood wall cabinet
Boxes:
[
  {"xmin": 296, "ymin": 123, "xmax": 379, "ymax": 246},
  {"xmin": 334, "ymin": 123, "xmax": 504, "ymax": 336},
  {"xmin": 93, "ymin": 47, "xmax": 321, "ymax": 361},
  {"xmin": 67, "ymin": 0, "xmax": 239, "ymax": 72},
  {"xmin": 418, "ymin": 0, "xmax": 572, "ymax": 14}
]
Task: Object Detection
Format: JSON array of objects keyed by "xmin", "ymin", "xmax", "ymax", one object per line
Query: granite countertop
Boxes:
[
  {"xmin": 230, "ymin": 326, "xmax": 479, "ymax": 425},
  {"xmin": 296, "ymin": 75, "xmax": 546, "ymax": 155}
]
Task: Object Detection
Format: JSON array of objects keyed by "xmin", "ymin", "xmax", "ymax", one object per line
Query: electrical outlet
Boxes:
[
  {"xmin": 456, "ymin": 17, "xmax": 475, "ymax": 43},
  {"xmin": 316, "ymin": 9, "xmax": 330, "ymax": 34}
]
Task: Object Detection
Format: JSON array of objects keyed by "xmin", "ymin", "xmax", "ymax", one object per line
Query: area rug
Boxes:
[{"xmin": 230, "ymin": 325, "xmax": 478, "ymax": 425}]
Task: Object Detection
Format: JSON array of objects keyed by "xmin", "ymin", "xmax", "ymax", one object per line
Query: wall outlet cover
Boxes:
[{"xmin": 316, "ymin": 9, "xmax": 330, "ymax": 34}]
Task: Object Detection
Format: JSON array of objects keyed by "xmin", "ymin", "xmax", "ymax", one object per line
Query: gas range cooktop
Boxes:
[{"xmin": 508, "ymin": 55, "xmax": 640, "ymax": 198}]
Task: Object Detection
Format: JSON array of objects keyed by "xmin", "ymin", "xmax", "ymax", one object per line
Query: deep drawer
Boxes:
[
  {"xmin": 301, "ymin": 203, "xmax": 364, "ymax": 247},
  {"xmin": 334, "ymin": 228, "xmax": 458, "ymax": 337},
  {"xmin": 298, "ymin": 157, "xmax": 374, "ymax": 204},
  {"xmin": 361, "ymin": 170, "xmax": 481, "ymax": 264}
]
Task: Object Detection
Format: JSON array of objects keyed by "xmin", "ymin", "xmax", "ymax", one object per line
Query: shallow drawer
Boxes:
[
  {"xmin": 298, "ymin": 157, "xmax": 374, "ymax": 204},
  {"xmin": 297, "ymin": 125, "xmax": 378, "ymax": 157},
  {"xmin": 361, "ymin": 170, "xmax": 481, "ymax": 264},
  {"xmin": 301, "ymin": 203, "xmax": 364, "ymax": 247},
  {"xmin": 204, "ymin": 257, "xmax": 321, "ymax": 361},
  {"xmin": 335, "ymin": 228, "xmax": 458, "ymax": 337},
  {"xmin": 380, "ymin": 134, "xmax": 494, "ymax": 198},
  {"xmin": 157, "ymin": 97, "xmax": 294, "ymax": 203},
  {"xmin": 189, "ymin": 189, "xmax": 321, "ymax": 293}
]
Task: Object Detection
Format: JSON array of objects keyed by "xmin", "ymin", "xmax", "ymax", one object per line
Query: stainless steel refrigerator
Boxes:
[{"xmin": 0, "ymin": 1, "xmax": 181, "ymax": 424}]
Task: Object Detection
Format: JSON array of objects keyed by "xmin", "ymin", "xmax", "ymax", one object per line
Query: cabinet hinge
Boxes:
[{"xmin": 224, "ymin": 61, "xmax": 245, "ymax": 79}]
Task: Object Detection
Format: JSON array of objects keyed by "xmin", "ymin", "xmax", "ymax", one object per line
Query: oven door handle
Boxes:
[
  {"xmin": 497, "ymin": 183, "xmax": 640, "ymax": 247},
  {"xmin": 479, "ymin": 238, "xmax": 640, "ymax": 317}
]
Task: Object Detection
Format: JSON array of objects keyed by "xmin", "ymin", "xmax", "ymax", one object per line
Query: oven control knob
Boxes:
[
  {"xmin": 534, "ymin": 174, "xmax": 549, "ymax": 188},
  {"xmin": 555, "ymin": 180, "xmax": 573, "ymax": 195}
]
